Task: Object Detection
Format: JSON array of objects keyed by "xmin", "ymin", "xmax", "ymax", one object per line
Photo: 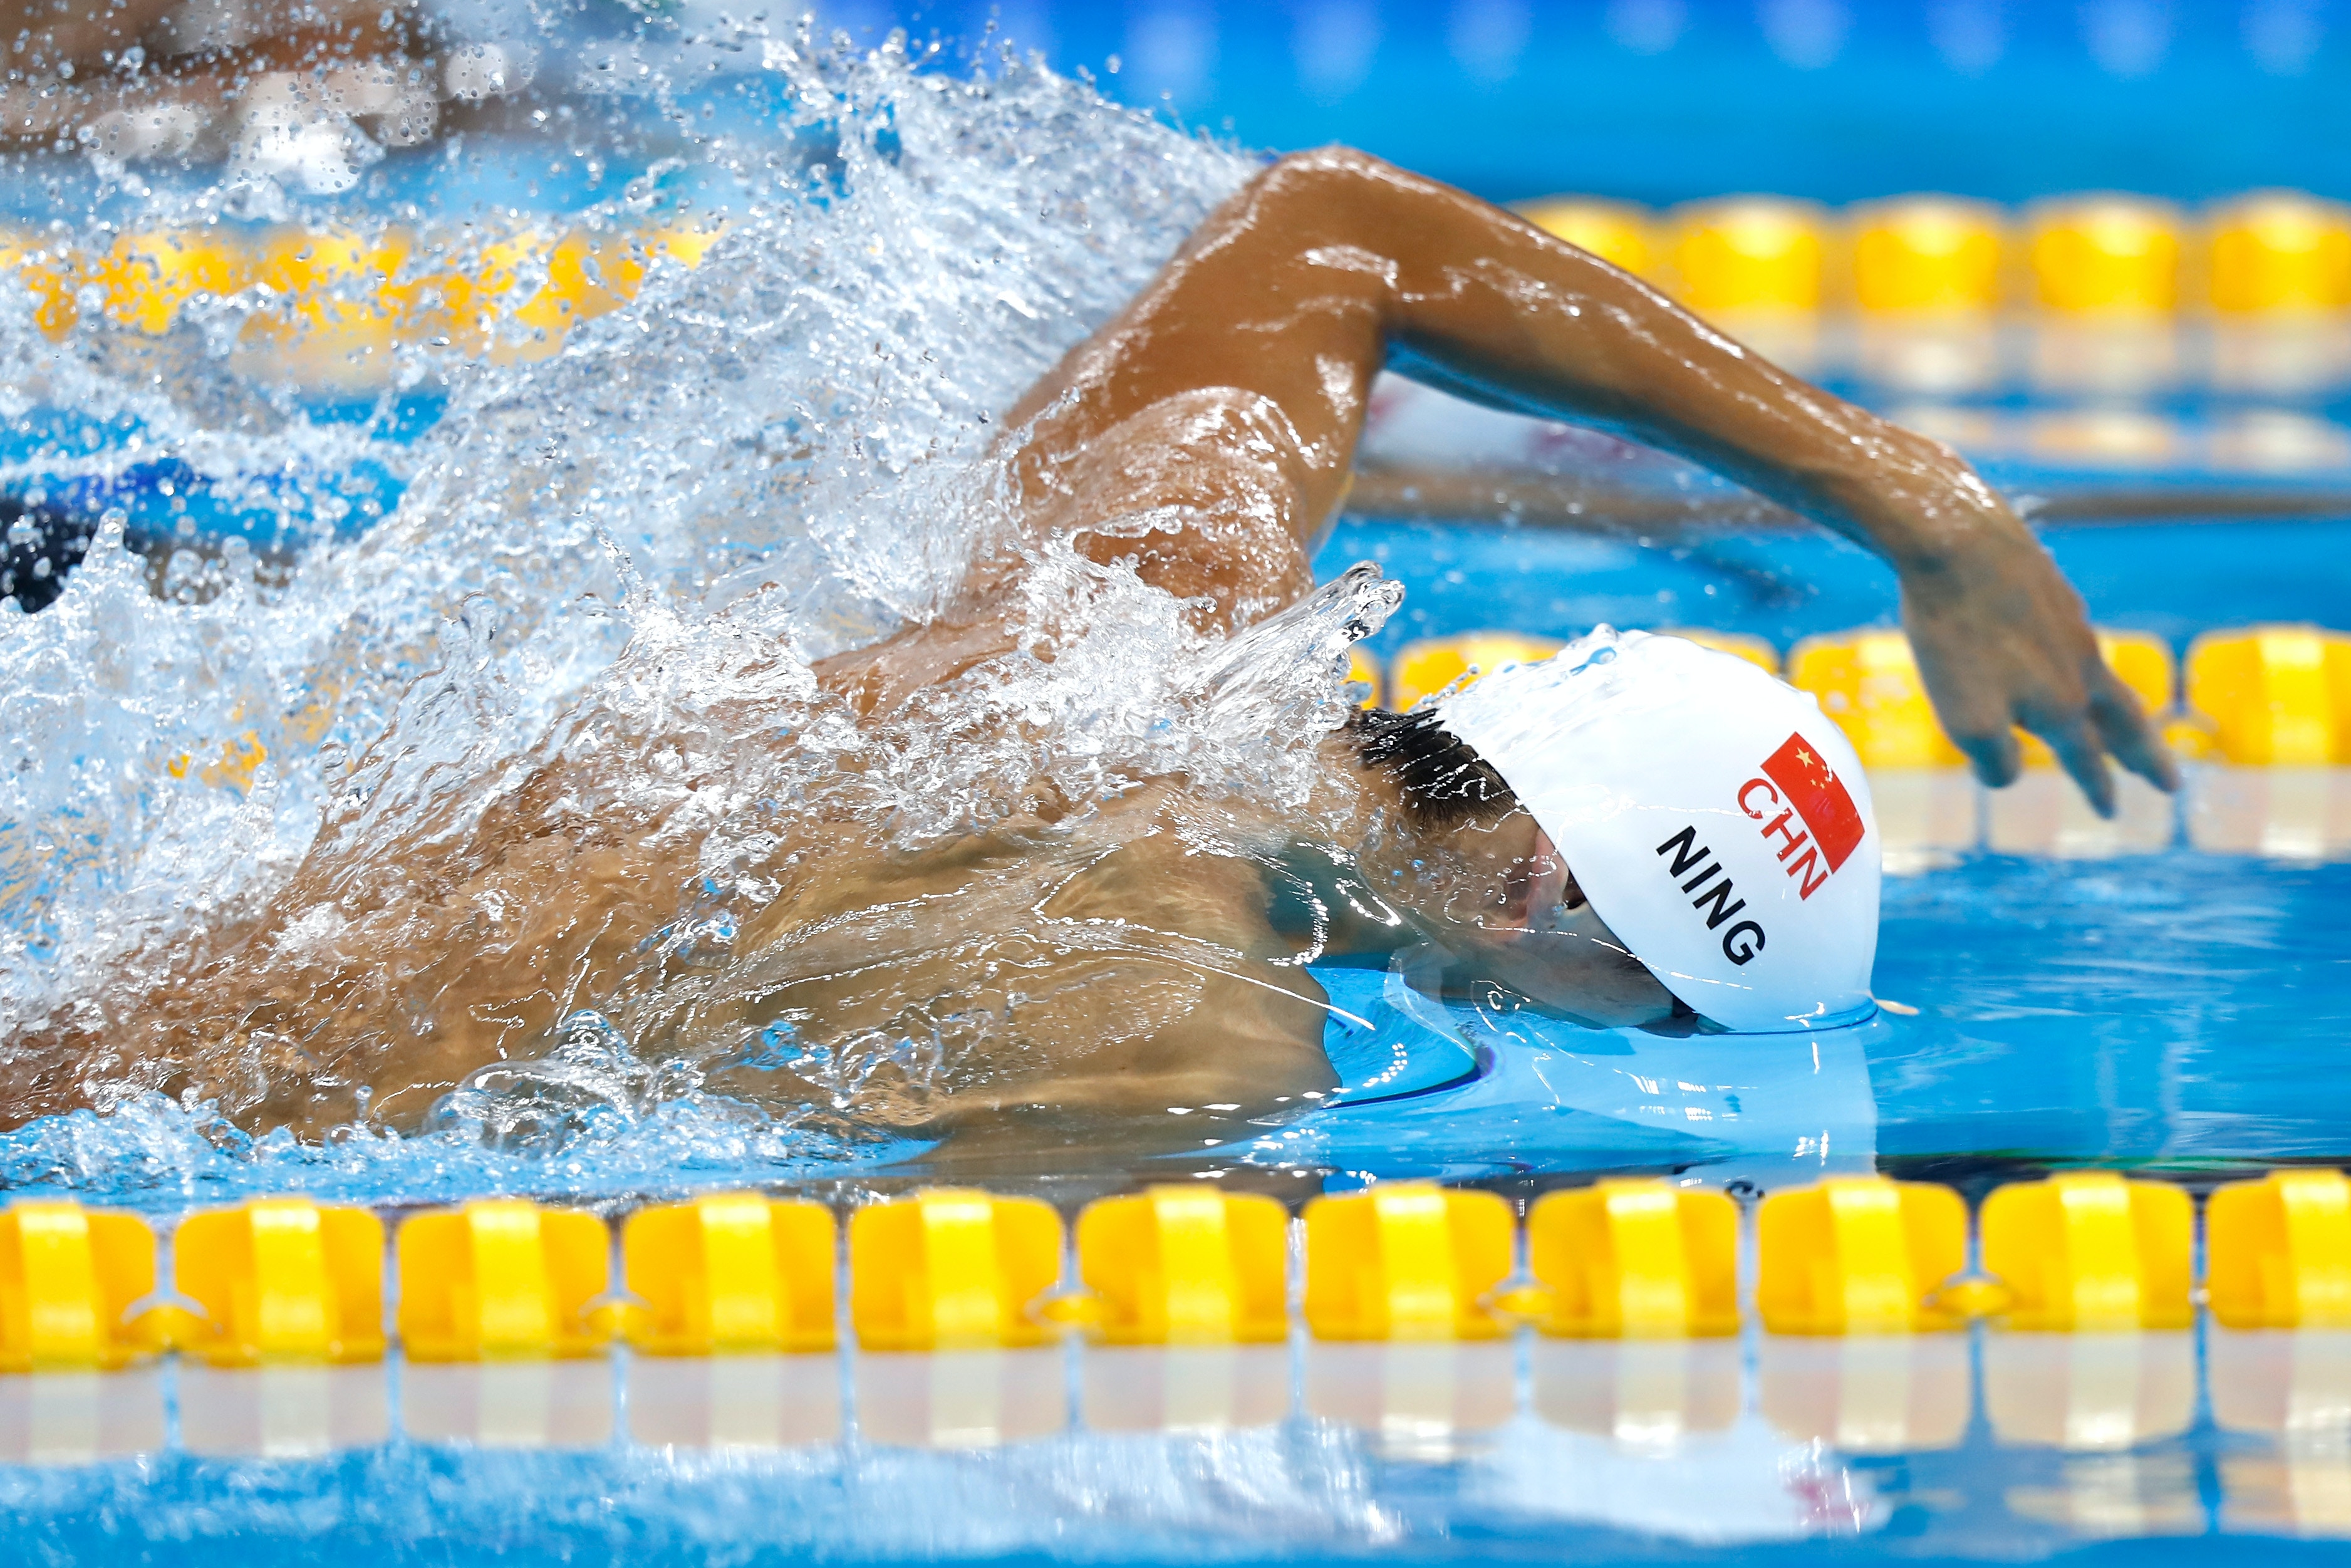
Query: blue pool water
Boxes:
[
  {"xmin": 8, "ymin": 1371, "xmax": 2351, "ymax": 1567},
  {"xmin": 1330, "ymin": 514, "xmax": 2351, "ymax": 662}
]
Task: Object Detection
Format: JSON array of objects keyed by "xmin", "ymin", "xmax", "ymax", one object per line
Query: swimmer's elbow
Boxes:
[{"xmin": 1255, "ymin": 145, "xmax": 1406, "ymax": 204}]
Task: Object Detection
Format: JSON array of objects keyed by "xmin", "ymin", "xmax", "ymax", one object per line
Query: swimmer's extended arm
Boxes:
[
  {"xmin": 1335, "ymin": 158, "xmax": 2177, "ymax": 813},
  {"xmin": 1012, "ymin": 148, "xmax": 2172, "ymax": 813}
]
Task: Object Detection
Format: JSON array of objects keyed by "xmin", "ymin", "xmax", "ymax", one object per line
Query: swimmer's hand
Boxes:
[{"xmin": 1896, "ymin": 506, "xmax": 2179, "ymax": 817}]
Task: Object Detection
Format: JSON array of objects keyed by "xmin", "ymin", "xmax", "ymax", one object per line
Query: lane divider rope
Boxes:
[{"xmin": 6, "ymin": 1168, "xmax": 2348, "ymax": 1373}]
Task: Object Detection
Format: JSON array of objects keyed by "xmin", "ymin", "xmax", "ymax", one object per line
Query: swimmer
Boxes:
[{"xmin": 1, "ymin": 150, "xmax": 2174, "ymax": 1161}]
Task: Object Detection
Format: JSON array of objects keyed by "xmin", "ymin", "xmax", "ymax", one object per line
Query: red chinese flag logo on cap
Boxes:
[{"xmin": 1761, "ymin": 734, "xmax": 1865, "ymax": 872}]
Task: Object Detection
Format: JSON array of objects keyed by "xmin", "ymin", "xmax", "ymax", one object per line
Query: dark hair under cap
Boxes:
[{"xmin": 1345, "ymin": 706, "xmax": 1517, "ymax": 829}]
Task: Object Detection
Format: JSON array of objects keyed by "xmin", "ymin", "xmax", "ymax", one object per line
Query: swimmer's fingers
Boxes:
[
  {"xmin": 1943, "ymin": 704, "xmax": 2022, "ymax": 792},
  {"xmin": 1900, "ymin": 588, "xmax": 2025, "ymax": 789},
  {"xmin": 2087, "ymin": 664, "xmax": 2181, "ymax": 794},
  {"xmin": 2035, "ymin": 713, "xmax": 2119, "ymax": 819}
]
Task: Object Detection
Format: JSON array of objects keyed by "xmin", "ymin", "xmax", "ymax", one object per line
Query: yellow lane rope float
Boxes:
[
  {"xmin": 12, "ymin": 1168, "xmax": 2351, "ymax": 1373},
  {"xmin": 0, "ymin": 214, "xmax": 726, "ymax": 380}
]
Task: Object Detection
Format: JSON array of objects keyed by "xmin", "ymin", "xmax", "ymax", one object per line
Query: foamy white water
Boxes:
[{"xmin": 0, "ymin": 34, "xmax": 1428, "ymax": 1195}]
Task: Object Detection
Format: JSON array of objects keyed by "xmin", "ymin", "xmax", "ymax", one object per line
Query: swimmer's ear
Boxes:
[
  {"xmin": 1497, "ymin": 850, "xmax": 1544, "ymax": 931},
  {"xmin": 1497, "ymin": 826, "xmax": 1582, "ymax": 933}
]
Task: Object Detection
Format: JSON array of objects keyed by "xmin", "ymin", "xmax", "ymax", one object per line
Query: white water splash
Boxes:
[{"xmin": 0, "ymin": 34, "xmax": 1414, "ymax": 1193}]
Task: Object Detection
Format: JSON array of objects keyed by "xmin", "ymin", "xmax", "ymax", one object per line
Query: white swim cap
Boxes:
[{"xmin": 1435, "ymin": 627, "xmax": 1881, "ymax": 1033}]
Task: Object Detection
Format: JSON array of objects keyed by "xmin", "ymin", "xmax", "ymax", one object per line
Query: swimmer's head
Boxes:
[
  {"xmin": 1396, "ymin": 626, "xmax": 1882, "ymax": 1032},
  {"xmin": 1344, "ymin": 705, "xmax": 1680, "ymax": 1029}
]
